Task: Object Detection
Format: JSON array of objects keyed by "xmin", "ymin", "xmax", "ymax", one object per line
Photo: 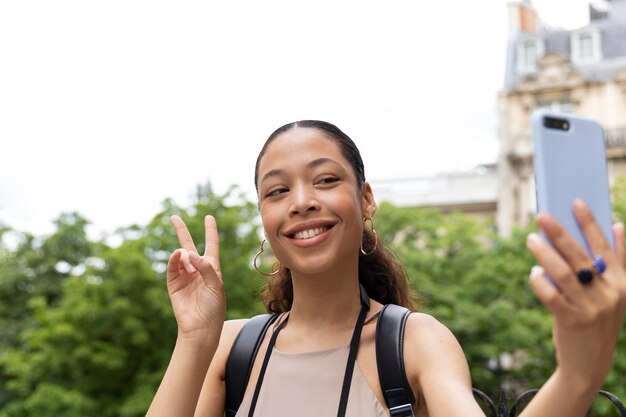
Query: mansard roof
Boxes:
[{"xmin": 504, "ymin": 7, "xmax": 626, "ymax": 91}]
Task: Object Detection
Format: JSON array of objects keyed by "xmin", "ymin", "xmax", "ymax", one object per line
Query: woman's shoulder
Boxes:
[
  {"xmin": 220, "ymin": 312, "xmax": 285, "ymax": 343},
  {"xmin": 402, "ymin": 312, "xmax": 472, "ymax": 393},
  {"xmin": 404, "ymin": 312, "xmax": 455, "ymax": 339},
  {"xmin": 404, "ymin": 312, "xmax": 464, "ymax": 357},
  {"xmin": 209, "ymin": 318, "xmax": 253, "ymax": 379},
  {"xmin": 216, "ymin": 312, "xmax": 286, "ymax": 362},
  {"xmin": 222, "ymin": 318, "xmax": 249, "ymax": 340}
]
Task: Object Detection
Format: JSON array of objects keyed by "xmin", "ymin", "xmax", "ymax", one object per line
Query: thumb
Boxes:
[
  {"xmin": 189, "ymin": 251, "xmax": 222, "ymax": 287},
  {"xmin": 167, "ymin": 249, "xmax": 196, "ymax": 279}
]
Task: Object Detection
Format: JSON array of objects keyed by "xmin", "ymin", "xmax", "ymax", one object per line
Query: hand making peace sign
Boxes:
[{"xmin": 166, "ymin": 215, "xmax": 226, "ymax": 340}]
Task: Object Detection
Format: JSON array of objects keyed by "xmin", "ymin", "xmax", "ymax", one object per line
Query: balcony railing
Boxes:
[{"xmin": 472, "ymin": 388, "xmax": 625, "ymax": 416}]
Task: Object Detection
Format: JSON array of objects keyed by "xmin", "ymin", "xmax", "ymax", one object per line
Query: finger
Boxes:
[
  {"xmin": 190, "ymin": 251, "xmax": 222, "ymax": 286},
  {"xmin": 178, "ymin": 249, "xmax": 197, "ymax": 274},
  {"xmin": 573, "ymin": 200, "xmax": 625, "ymax": 292},
  {"xmin": 167, "ymin": 249, "xmax": 197, "ymax": 276},
  {"xmin": 170, "ymin": 215, "xmax": 198, "ymax": 253},
  {"xmin": 529, "ymin": 266, "xmax": 571, "ymax": 316},
  {"xmin": 203, "ymin": 215, "xmax": 221, "ymax": 272},
  {"xmin": 611, "ymin": 222, "xmax": 626, "ymax": 298},
  {"xmin": 572, "ymin": 199, "xmax": 613, "ymax": 259},
  {"xmin": 167, "ymin": 249, "xmax": 182, "ymax": 276},
  {"xmin": 527, "ymin": 232, "xmax": 586, "ymax": 301},
  {"xmin": 536, "ymin": 212, "xmax": 592, "ymax": 273},
  {"xmin": 613, "ymin": 222, "xmax": 626, "ymax": 268}
]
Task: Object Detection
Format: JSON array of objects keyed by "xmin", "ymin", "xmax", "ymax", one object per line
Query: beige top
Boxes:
[{"xmin": 234, "ymin": 343, "xmax": 389, "ymax": 417}]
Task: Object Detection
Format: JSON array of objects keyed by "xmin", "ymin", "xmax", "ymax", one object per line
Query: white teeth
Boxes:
[{"xmin": 294, "ymin": 226, "xmax": 328, "ymax": 240}]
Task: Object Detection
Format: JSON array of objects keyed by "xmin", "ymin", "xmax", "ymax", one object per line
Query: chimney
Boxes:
[{"xmin": 508, "ymin": 1, "xmax": 539, "ymax": 33}]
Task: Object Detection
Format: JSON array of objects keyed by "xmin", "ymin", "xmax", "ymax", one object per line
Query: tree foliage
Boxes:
[
  {"xmin": 375, "ymin": 203, "xmax": 552, "ymax": 399},
  {"xmin": 0, "ymin": 184, "xmax": 263, "ymax": 417},
  {"xmin": 0, "ymin": 181, "xmax": 625, "ymax": 416}
]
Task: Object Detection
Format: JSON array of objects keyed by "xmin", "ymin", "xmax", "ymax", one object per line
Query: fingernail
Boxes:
[
  {"xmin": 573, "ymin": 198, "xmax": 586, "ymax": 211},
  {"xmin": 530, "ymin": 265, "xmax": 544, "ymax": 275},
  {"xmin": 526, "ymin": 233, "xmax": 541, "ymax": 248},
  {"xmin": 185, "ymin": 263, "xmax": 196, "ymax": 273},
  {"xmin": 535, "ymin": 213, "xmax": 555, "ymax": 232}
]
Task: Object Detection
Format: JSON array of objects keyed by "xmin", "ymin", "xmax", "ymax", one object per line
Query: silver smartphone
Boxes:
[{"xmin": 532, "ymin": 109, "xmax": 614, "ymax": 253}]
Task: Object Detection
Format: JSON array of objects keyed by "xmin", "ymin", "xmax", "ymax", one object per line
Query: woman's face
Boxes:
[{"xmin": 256, "ymin": 127, "xmax": 376, "ymax": 276}]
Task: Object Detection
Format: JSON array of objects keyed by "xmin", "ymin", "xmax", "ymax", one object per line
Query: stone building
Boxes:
[
  {"xmin": 371, "ymin": 165, "xmax": 497, "ymax": 222},
  {"xmin": 497, "ymin": 0, "xmax": 626, "ymax": 235},
  {"xmin": 372, "ymin": 0, "xmax": 626, "ymax": 235}
]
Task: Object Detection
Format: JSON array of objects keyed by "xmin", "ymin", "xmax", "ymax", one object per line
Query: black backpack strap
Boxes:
[
  {"xmin": 224, "ymin": 313, "xmax": 280, "ymax": 417},
  {"xmin": 376, "ymin": 304, "xmax": 416, "ymax": 417}
]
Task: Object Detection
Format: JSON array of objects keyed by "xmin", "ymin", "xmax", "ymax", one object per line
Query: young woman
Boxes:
[{"xmin": 147, "ymin": 120, "xmax": 626, "ymax": 417}]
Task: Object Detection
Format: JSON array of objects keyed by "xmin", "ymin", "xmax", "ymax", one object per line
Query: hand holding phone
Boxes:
[{"xmin": 527, "ymin": 111, "xmax": 626, "ymax": 414}]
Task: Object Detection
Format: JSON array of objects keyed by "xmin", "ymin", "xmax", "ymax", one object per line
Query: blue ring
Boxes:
[{"xmin": 593, "ymin": 255, "xmax": 607, "ymax": 275}]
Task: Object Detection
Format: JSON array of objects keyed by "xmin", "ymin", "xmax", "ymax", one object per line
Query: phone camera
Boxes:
[{"xmin": 543, "ymin": 116, "xmax": 570, "ymax": 131}]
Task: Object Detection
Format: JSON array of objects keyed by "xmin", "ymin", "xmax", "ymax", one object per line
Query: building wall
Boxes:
[
  {"xmin": 373, "ymin": 2, "xmax": 626, "ymax": 235},
  {"xmin": 496, "ymin": 1, "xmax": 626, "ymax": 236},
  {"xmin": 371, "ymin": 166, "xmax": 498, "ymax": 222}
]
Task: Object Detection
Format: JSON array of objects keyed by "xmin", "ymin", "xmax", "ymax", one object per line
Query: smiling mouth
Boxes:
[{"xmin": 291, "ymin": 226, "xmax": 332, "ymax": 240}]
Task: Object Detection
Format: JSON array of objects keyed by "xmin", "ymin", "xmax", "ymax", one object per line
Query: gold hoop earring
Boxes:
[
  {"xmin": 360, "ymin": 218, "xmax": 378, "ymax": 256},
  {"xmin": 254, "ymin": 239, "xmax": 281, "ymax": 277}
]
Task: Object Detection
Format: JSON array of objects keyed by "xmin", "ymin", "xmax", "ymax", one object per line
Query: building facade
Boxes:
[
  {"xmin": 372, "ymin": 1, "xmax": 626, "ymax": 234},
  {"xmin": 497, "ymin": 0, "xmax": 626, "ymax": 235},
  {"xmin": 371, "ymin": 165, "xmax": 497, "ymax": 222}
]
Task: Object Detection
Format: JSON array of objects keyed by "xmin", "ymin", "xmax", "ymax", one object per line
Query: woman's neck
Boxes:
[{"xmin": 287, "ymin": 262, "xmax": 363, "ymax": 331}]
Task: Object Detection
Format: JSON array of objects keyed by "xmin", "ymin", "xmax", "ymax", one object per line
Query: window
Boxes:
[
  {"xmin": 579, "ymin": 33, "xmax": 594, "ymax": 59},
  {"xmin": 522, "ymin": 40, "xmax": 537, "ymax": 66},
  {"xmin": 536, "ymin": 99, "xmax": 575, "ymax": 114},
  {"xmin": 516, "ymin": 37, "xmax": 544, "ymax": 74},
  {"xmin": 571, "ymin": 30, "xmax": 602, "ymax": 64}
]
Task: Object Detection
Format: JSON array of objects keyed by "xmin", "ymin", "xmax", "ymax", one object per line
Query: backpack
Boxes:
[{"xmin": 224, "ymin": 304, "xmax": 416, "ymax": 417}]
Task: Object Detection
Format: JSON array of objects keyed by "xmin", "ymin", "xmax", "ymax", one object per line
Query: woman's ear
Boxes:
[{"xmin": 361, "ymin": 182, "xmax": 377, "ymax": 219}]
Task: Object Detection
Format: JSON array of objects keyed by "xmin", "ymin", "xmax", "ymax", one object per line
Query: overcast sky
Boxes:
[{"xmin": 0, "ymin": 0, "xmax": 600, "ymax": 238}]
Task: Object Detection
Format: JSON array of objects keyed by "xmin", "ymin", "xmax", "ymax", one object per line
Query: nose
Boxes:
[{"xmin": 288, "ymin": 184, "xmax": 320, "ymax": 216}]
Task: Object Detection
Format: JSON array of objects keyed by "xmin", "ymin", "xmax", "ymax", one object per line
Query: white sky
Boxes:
[{"xmin": 0, "ymin": 0, "xmax": 600, "ymax": 238}]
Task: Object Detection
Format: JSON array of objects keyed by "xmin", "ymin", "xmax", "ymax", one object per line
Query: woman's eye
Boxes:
[
  {"xmin": 265, "ymin": 188, "xmax": 288, "ymax": 198},
  {"xmin": 318, "ymin": 177, "xmax": 339, "ymax": 185}
]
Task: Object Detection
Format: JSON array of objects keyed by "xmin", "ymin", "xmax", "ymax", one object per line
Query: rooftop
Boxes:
[{"xmin": 504, "ymin": 0, "xmax": 626, "ymax": 90}]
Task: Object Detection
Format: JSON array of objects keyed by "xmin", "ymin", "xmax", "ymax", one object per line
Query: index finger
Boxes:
[
  {"xmin": 170, "ymin": 215, "xmax": 198, "ymax": 253},
  {"xmin": 204, "ymin": 215, "xmax": 221, "ymax": 271}
]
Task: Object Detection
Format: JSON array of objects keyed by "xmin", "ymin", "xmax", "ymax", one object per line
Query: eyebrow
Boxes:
[{"xmin": 260, "ymin": 157, "xmax": 340, "ymax": 184}]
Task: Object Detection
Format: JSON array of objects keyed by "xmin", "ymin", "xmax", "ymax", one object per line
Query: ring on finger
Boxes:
[
  {"xmin": 592, "ymin": 255, "xmax": 607, "ymax": 274},
  {"xmin": 576, "ymin": 268, "xmax": 594, "ymax": 285},
  {"xmin": 575, "ymin": 255, "xmax": 607, "ymax": 285}
]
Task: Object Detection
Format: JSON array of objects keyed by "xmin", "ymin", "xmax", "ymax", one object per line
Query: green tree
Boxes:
[
  {"xmin": 0, "ymin": 213, "xmax": 93, "ymax": 411},
  {"xmin": 377, "ymin": 198, "xmax": 626, "ymax": 416},
  {"xmin": 3, "ymin": 181, "xmax": 626, "ymax": 416},
  {"xmin": 0, "ymin": 183, "xmax": 264, "ymax": 417},
  {"xmin": 376, "ymin": 203, "xmax": 552, "ymax": 399}
]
